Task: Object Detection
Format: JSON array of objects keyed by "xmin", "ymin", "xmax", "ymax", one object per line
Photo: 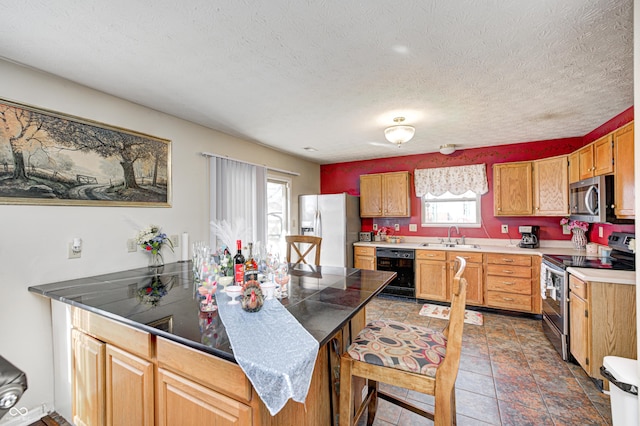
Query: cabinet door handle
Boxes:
[
  {"xmin": 502, "ymin": 270, "xmax": 514, "ymax": 274},
  {"xmin": 502, "ymin": 281, "xmax": 516, "ymax": 285},
  {"xmin": 503, "ymin": 297, "xmax": 515, "ymax": 301},
  {"xmin": 502, "ymin": 258, "xmax": 514, "ymax": 263}
]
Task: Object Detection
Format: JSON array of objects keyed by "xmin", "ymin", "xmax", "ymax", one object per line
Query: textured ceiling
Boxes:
[{"xmin": 0, "ymin": 1, "xmax": 633, "ymax": 164}]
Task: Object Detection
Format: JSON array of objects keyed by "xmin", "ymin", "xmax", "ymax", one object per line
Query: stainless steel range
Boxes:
[{"xmin": 541, "ymin": 232, "xmax": 635, "ymax": 361}]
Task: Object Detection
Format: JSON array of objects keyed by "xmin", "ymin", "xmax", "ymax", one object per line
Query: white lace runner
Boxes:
[{"xmin": 216, "ymin": 291, "xmax": 319, "ymax": 415}]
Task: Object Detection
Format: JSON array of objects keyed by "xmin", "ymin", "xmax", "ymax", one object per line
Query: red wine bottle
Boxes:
[{"xmin": 233, "ymin": 240, "xmax": 245, "ymax": 286}]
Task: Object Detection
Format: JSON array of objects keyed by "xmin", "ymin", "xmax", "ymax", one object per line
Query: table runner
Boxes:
[{"xmin": 216, "ymin": 290, "xmax": 319, "ymax": 415}]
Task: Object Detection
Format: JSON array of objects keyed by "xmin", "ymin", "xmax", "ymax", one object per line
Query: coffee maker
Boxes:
[{"xmin": 518, "ymin": 225, "xmax": 540, "ymax": 249}]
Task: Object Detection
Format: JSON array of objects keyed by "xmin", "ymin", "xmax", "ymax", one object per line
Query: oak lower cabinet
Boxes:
[
  {"xmin": 447, "ymin": 251, "xmax": 483, "ymax": 306},
  {"xmin": 569, "ymin": 275, "xmax": 637, "ymax": 389},
  {"xmin": 415, "ymin": 250, "xmax": 448, "ymax": 301},
  {"xmin": 359, "ymin": 171, "xmax": 411, "ymax": 217},
  {"xmin": 71, "ymin": 309, "xmax": 154, "ymax": 426},
  {"xmin": 354, "ymin": 246, "xmax": 375, "ymax": 270},
  {"xmin": 485, "ymin": 253, "xmax": 540, "ymax": 314},
  {"xmin": 614, "ymin": 122, "xmax": 634, "ymax": 218},
  {"xmin": 157, "ymin": 368, "xmax": 252, "ymax": 425},
  {"xmin": 71, "ymin": 330, "xmax": 105, "ymax": 426}
]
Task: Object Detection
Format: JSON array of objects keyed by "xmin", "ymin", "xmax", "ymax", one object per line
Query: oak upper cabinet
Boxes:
[
  {"xmin": 493, "ymin": 162, "xmax": 533, "ymax": 216},
  {"xmin": 360, "ymin": 171, "xmax": 411, "ymax": 217},
  {"xmin": 568, "ymin": 151, "xmax": 580, "ymax": 184},
  {"xmin": 447, "ymin": 252, "xmax": 483, "ymax": 306},
  {"xmin": 533, "ymin": 155, "xmax": 569, "ymax": 216},
  {"xmin": 577, "ymin": 135, "xmax": 614, "ymax": 180},
  {"xmin": 354, "ymin": 246, "xmax": 375, "ymax": 270},
  {"xmin": 594, "ymin": 135, "xmax": 614, "ymax": 176},
  {"xmin": 578, "ymin": 144, "xmax": 595, "ymax": 180},
  {"xmin": 415, "ymin": 250, "xmax": 448, "ymax": 301},
  {"xmin": 614, "ymin": 122, "xmax": 634, "ymax": 218}
]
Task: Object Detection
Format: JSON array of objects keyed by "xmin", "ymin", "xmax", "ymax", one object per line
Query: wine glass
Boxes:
[
  {"xmin": 275, "ymin": 262, "xmax": 290, "ymax": 298},
  {"xmin": 266, "ymin": 250, "xmax": 280, "ymax": 283}
]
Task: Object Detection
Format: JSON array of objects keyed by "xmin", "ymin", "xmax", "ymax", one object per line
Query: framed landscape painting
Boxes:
[{"xmin": 0, "ymin": 98, "xmax": 171, "ymax": 207}]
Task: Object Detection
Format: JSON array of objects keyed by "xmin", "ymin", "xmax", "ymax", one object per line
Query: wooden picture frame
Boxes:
[{"xmin": 0, "ymin": 98, "xmax": 171, "ymax": 207}]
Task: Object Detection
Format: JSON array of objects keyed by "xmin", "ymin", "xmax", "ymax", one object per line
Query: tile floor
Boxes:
[{"xmin": 360, "ymin": 296, "xmax": 612, "ymax": 426}]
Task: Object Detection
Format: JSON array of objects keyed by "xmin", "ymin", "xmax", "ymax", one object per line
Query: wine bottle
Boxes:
[
  {"xmin": 233, "ymin": 240, "xmax": 245, "ymax": 286},
  {"xmin": 244, "ymin": 242, "xmax": 258, "ymax": 282}
]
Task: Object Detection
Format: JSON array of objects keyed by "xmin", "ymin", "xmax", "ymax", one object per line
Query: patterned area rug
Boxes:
[{"xmin": 419, "ymin": 303, "xmax": 484, "ymax": 326}]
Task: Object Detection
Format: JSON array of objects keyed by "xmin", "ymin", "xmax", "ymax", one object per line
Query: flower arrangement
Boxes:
[
  {"xmin": 560, "ymin": 218, "xmax": 589, "ymax": 231},
  {"xmin": 136, "ymin": 224, "xmax": 174, "ymax": 254}
]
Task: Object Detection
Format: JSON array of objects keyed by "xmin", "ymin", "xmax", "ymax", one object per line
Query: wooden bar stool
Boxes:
[
  {"xmin": 339, "ymin": 257, "xmax": 468, "ymax": 426},
  {"xmin": 285, "ymin": 235, "xmax": 322, "ymax": 266}
]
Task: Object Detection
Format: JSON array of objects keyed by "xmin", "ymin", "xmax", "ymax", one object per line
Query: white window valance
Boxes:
[{"xmin": 414, "ymin": 164, "xmax": 488, "ymax": 197}]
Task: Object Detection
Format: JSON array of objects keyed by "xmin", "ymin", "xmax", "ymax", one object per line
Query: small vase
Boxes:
[
  {"xmin": 571, "ymin": 228, "xmax": 587, "ymax": 250},
  {"xmin": 149, "ymin": 251, "xmax": 164, "ymax": 268}
]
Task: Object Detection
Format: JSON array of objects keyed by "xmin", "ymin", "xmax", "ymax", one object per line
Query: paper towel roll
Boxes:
[{"xmin": 181, "ymin": 232, "xmax": 189, "ymax": 262}]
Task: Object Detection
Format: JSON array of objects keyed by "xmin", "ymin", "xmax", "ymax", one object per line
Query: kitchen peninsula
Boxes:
[{"xmin": 29, "ymin": 262, "xmax": 396, "ymax": 426}]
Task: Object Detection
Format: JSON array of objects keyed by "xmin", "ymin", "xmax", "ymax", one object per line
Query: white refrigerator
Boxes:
[{"xmin": 298, "ymin": 193, "xmax": 361, "ymax": 268}]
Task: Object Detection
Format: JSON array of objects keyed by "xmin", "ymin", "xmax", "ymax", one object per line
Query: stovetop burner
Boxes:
[
  {"xmin": 542, "ymin": 253, "xmax": 634, "ymax": 270},
  {"xmin": 543, "ymin": 231, "xmax": 635, "ymax": 271}
]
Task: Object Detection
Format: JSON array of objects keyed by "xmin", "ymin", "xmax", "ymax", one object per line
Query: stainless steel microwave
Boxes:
[{"xmin": 569, "ymin": 176, "xmax": 607, "ymax": 223}]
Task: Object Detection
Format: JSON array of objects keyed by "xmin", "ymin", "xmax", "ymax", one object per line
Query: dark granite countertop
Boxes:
[{"xmin": 28, "ymin": 262, "xmax": 395, "ymax": 363}]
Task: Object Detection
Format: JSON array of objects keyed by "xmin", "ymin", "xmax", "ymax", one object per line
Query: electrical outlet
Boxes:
[
  {"xmin": 68, "ymin": 242, "xmax": 81, "ymax": 259},
  {"xmin": 598, "ymin": 226, "xmax": 603, "ymax": 238},
  {"xmin": 394, "ymin": 224, "xmax": 400, "ymax": 231},
  {"xmin": 127, "ymin": 238, "xmax": 138, "ymax": 253},
  {"xmin": 170, "ymin": 234, "xmax": 179, "ymax": 248},
  {"xmin": 372, "ymin": 224, "xmax": 378, "ymax": 231},
  {"xmin": 501, "ymin": 224, "xmax": 509, "ymax": 234},
  {"xmin": 409, "ymin": 224, "xmax": 417, "ymax": 232},
  {"xmin": 563, "ymin": 225, "xmax": 571, "ymax": 235}
]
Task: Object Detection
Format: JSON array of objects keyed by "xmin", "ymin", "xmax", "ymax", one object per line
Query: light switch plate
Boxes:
[
  {"xmin": 409, "ymin": 224, "xmax": 417, "ymax": 232},
  {"xmin": 373, "ymin": 224, "xmax": 378, "ymax": 231},
  {"xmin": 170, "ymin": 234, "xmax": 179, "ymax": 248},
  {"xmin": 598, "ymin": 226, "xmax": 603, "ymax": 238},
  {"xmin": 394, "ymin": 224, "xmax": 400, "ymax": 231},
  {"xmin": 127, "ymin": 238, "xmax": 138, "ymax": 253}
]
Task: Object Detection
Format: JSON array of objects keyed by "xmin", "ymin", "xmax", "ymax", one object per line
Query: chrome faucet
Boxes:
[{"xmin": 447, "ymin": 225, "xmax": 460, "ymax": 243}]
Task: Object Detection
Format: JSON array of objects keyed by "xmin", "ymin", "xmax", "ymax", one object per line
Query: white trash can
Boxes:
[{"xmin": 601, "ymin": 356, "xmax": 638, "ymax": 426}]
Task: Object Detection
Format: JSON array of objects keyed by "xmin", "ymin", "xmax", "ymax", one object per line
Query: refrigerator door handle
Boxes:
[{"xmin": 315, "ymin": 210, "xmax": 322, "ymax": 238}]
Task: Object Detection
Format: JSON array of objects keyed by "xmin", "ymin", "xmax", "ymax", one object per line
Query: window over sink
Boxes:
[{"xmin": 421, "ymin": 190, "xmax": 481, "ymax": 227}]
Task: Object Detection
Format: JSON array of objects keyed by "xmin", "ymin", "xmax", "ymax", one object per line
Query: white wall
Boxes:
[{"xmin": 0, "ymin": 59, "xmax": 319, "ymax": 421}]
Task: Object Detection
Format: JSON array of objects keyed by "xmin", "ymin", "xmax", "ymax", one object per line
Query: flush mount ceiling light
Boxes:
[
  {"xmin": 384, "ymin": 117, "xmax": 415, "ymax": 146},
  {"xmin": 439, "ymin": 144, "xmax": 456, "ymax": 155}
]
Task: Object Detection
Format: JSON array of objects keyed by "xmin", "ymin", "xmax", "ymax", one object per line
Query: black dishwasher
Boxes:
[{"xmin": 376, "ymin": 248, "xmax": 415, "ymax": 297}]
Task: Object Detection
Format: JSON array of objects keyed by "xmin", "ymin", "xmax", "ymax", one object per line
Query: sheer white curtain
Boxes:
[{"xmin": 209, "ymin": 157, "xmax": 267, "ymax": 250}]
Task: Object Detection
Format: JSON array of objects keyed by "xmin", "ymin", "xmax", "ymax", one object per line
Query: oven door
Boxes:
[{"xmin": 541, "ymin": 261, "xmax": 568, "ymax": 333}]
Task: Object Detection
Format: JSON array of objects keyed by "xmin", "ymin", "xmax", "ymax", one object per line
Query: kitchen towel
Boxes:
[{"xmin": 419, "ymin": 303, "xmax": 483, "ymax": 326}]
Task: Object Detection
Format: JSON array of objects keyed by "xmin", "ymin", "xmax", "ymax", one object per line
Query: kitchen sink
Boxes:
[{"xmin": 421, "ymin": 243, "xmax": 480, "ymax": 249}]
